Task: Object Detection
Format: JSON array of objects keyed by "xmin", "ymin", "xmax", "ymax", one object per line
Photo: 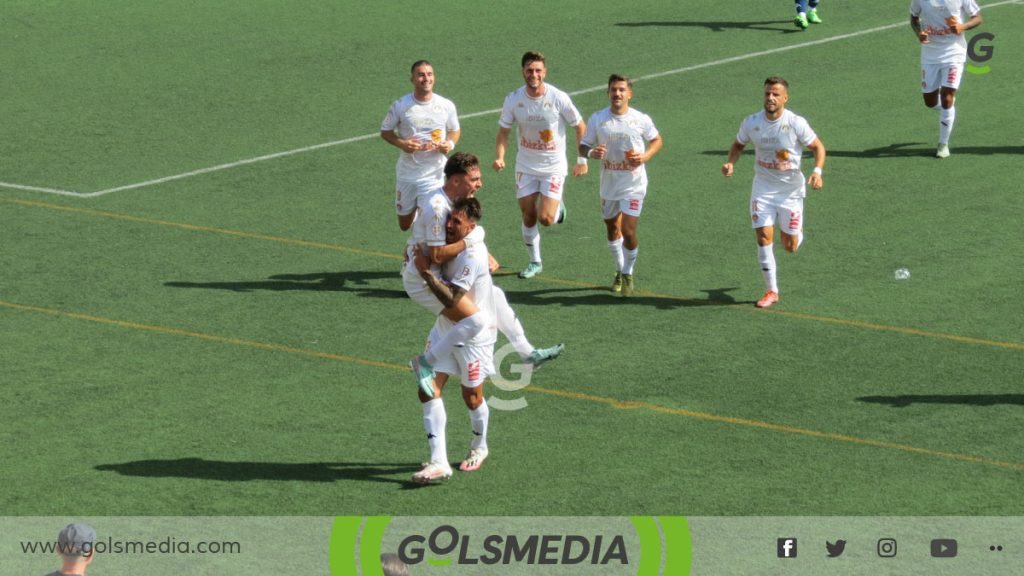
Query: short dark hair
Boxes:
[
  {"xmin": 451, "ymin": 196, "xmax": 482, "ymax": 222},
  {"xmin": 411, "ymin": 60, "xmax": 432, "ymax": 74},
  {"xmin": 521, "ymin": 51, "xmax": 545, "ymax": 69},
  {"xmin": 444, "ymin": 152, "xmax": 480, "ymax": 179},
  {"xmin": 764, "ymin": 76, "xmax": 789, "ymax": 90},
  {"xmin": 608, "ymin": 74, "xmax": 632, "ymax": 89}
]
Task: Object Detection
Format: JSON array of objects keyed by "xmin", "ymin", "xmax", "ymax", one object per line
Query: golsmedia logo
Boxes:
[
  {"xmin": 397, "ymin": 524, "xmax": 628, "ymax": 567},
  {"xmin": 966, "ymin": 32, "xmax": 995, "ymax": 75},
  {"xmin": 329, "ymin": 516, "xmax": 691, "ymax": 575}
]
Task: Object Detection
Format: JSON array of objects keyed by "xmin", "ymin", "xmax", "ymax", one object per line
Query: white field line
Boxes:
[
  {"xmin": 0, "ymin": 181, "xmax": 81, "ymax": 197},
  {"xmin": 3, "ymin": 0, "xmax": 1017, "ymax": 199}
]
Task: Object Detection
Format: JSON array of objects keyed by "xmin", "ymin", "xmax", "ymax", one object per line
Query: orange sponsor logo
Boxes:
[
  {"xmin": 539, "ymin": 129, "xmax": 554, "ymax": 143},
  {"xmin": 776, "ymin": 149, "xmax": 790, "ymax": 161},
  {"xmin": 431, "ymin": 129, "xmax": 442, "ymax": 143}
]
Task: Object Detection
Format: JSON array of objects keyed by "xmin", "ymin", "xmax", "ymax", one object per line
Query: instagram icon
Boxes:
[{"xmin": 877, "ymin": 538, "xmax": 897, "ymax": 558}]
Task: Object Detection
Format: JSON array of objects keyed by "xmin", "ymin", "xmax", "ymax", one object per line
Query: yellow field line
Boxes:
[
  {"xmin": 524, "ymin": 386, "xmax": 1024, "ymax": 472},
  {"xmin": 5, "ymin": 196, "xmax": 1022, "ymax": 352},
  {"xmin": 0, "ymin": 197, "xmax": 402, "ymax": 261},
  {"xmin": 2, "ymin": 297, "xmax": 1021, "ymax": 472},
  {"xmin": 0, "ymin": 299, "xmax": 397, "ymax": 371}
]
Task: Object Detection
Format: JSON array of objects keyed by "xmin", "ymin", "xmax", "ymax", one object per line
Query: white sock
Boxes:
[
  {"xmin": 522, "ymin": 224, "xmax": 541, "ymax": 263},
  {"xmin": 931, "ymin": 102, "xmax": 942, "ymax": 111},
  {"xmin": 758, "ymin": 244, "xmax": 779, "ymax": 293},
  {"xmin": 422, "ymin": 399, "xmax": 448, "ymax": 466},
  {"xmin": 492, "ymin": 287, "xmax": 534, "ymax": 359},
  {"xmin": 424, "ymin": 312, "xmax": 486, "ymax": 365},
  {"xmin": 939, "ymin": 105, "xmax": 956, "ymax": 145},
  {"xmin": 622, "ymin": 246, "xmax": 639, "ymax": 275},
  {"xmin": 468, "ymin": 401, "xmax": 489, "ymax": 450},
  {"xmin": 608, "ymin": 237, "xmax": 624, "ymax": 272}
]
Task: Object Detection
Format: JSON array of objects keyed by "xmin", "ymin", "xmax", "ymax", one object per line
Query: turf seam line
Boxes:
[
  {"xmin": 3, "ymin": 297, "xmax": 1021, "ymax": 472},
  {"xmin": 5, "ymin": 0, "xmax": 1017, "ymax": 199}
]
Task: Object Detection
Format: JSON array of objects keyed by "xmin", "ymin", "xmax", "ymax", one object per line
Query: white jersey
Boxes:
[
  {"xmin": 736, "ymin": 109, "xmax": 818, "ymax": 198},
  {"xmin": 381, "ymin": 93, "xmax": 460, "ymax": 183},
  {"xmin": 404, "ymin": 188, "xmax": 484, "ymax": 280},
  {"xmin": 498, "ymin": 84, "xmax": 583, "ymax": 177},
  {"xmin": 910, "ymin": 0, "xmax": 981, "ymax": 65},
  {"xmin": 436, "ymin": 236, "xmax": 497, "ymax": 347},
  {"xmin": 581, "ymin": 107, "xmax": 660, "ymax": 200}
]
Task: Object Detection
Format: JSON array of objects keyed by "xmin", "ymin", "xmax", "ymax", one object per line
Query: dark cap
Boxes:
[{"xmin": 58, "ymin": 523, "xmax": 96, "ymax": 557}]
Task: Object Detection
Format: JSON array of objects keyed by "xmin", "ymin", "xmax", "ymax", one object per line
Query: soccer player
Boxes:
[
  {"xmin": 910, "ymin": 0, "xmax": 982, "ymax": 158},
  {"xmin": 411, "ymin": 197, "xmax": 496, "ymax": 483},
  {"xmin": 405, "ymin": 154, "xmax": 563, "ymax": 396},
  {"xmin": 381, "ymin": 60, "xmax": 460, "ymax": 230},
  {"xmin": 493, "ymin": 51, "xmax": 587, "ymax": 279},
  {"xmin": 722, "ymin": 77, "xmax": 826, "ymax": 309},
  {"xmin": 794, "ymin": 0, "xmax": 823, "ymax": 30},
  {"xmin": 578, "ymin": 74, "xmax": 663, "ymax": 297}
]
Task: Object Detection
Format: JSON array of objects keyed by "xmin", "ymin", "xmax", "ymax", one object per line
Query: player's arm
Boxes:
[
  {"xmin": 428, "ymin": 240, "xmax": 469, "ymax": 265},
  {"xmin": 438, "ymin": 130, "xmax": 460, "ymax": 155},
  {"xmin": 951, "ymin": 11, "xmax": 982, "ymax": 35},
  {"xmin": 419, "ymin": 268, "xmax": 465, "ymax": 309},
  {"xmin": 571, "ymin": 120, "xmax": 589, "ymax": 177},
  {"xmin": 631, "ymin": 134, "xmax": 663, "ymax": 166},
  {"xmin": 910, "ymin": 15, "xmax": 929, "ymax": 43},
  {"xmin": 381, "ymin": 130, "xmax": 423, "ymax": 153},
  {"xmin": 806, "ymin": 138, "xmax": 826, "ymax": 190},
  {"xmin": 722, "ymin": 140, "xmax": 745, "ymax": 177},
  {"xmin": 493, "ymin": 127, "xmax": 511, "ymax": 171}
]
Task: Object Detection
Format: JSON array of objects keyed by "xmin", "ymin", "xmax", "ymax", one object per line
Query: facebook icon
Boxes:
[{"xmin": 777, "ymin": 538, "xmax": 798, "ymax": 558}]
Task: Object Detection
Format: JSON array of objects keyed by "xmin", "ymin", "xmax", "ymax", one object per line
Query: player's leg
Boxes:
[
  {"xmin": 491, "ymin": 285, "xmax": 564, "ymax": 367},
  {"xmin": 603, "ymin": 200, "xmax": 625, "ymax": 292},
  {"xmin": 753, "ymin": 198, "xmax": 780, "ymax": 308},
  {"xmin": 517, "ymin": 179, "xmax": 544, "ymax": 278},
  {"xmin": 807, "ymin": 0, "xmax": 822, "ymax": 23},
  {"xmin": 395, "ymin": 181, "xmax": 419, "ymax": 231},
  {"xmin": 794, "ymin": 0, "xmax": 809, "ymax": 28},
  {"xmin": 921, "ymin": 62, "xmax": 942, "ymax": 109},
  {"xmin": 936, "ymin": 63, "xmax": 962, "ymax": 157},
  {"xmin": 619, "ymin": 197, "xmax": 643, "ymax": 298},
  {"xmin": 414, "ymin": 371, "xmax": 453, "ymax": 484},
  {"xmin": 417, "ymin": 298, "xmax": 484, "ymax": 371},
  {"xmin": 778, "ymin": 198, "xmax": 803, "ymax": 254},
  {"xmin": 456, "ymin": 347, "xmax": 493, "ymax": 472},
  {"xmin": 536, "ymin": 175, "xmax": 565, "ymax": 227}
]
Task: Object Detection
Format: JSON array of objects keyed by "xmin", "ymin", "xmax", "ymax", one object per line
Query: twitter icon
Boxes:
[{"xmin": 826, "ymin": 540, "xmax": 847, "ymax": 558}]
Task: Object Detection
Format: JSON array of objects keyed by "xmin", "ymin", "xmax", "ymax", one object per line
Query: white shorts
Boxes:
[
  {"xmin": 395, "ymin": 179, "xmax": 441, "ymax": 216},
  {"xmin": 921, "ymin": 62, "xmax": 964, "ymax": 93},
  {"xmin": 403, "ymin": 251, "xmax": 445, "ymax": 315},
  {"xmin": 601, "ymin": 194, "xmax": 645, "ymax": 220},
  {"xmin": 426, "ymin": 326, "xmax": 495, "ymax": 389},
  {"xmin": 515, "ymin": 173, "xmax": 564, "ymax": 201},
  {"xmin": 751, "ymin": 195, "xmax": 803, "ymax": 235}
]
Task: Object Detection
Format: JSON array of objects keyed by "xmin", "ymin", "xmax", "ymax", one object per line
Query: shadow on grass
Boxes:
[
  {"xmin": 165, "ymin": 271, "xmax": 405, "ymax": 298},
  {"xmin": 500, "ymin": 285, "xmax": 747, "ymax": 310},
  {"xmin": 702, "ymin": 143, "xmax": 1024, "ymax": 160},
  {"xmin": 858, "ymin": 394, "xmax": 1024, "ymax": 408},
  {"xmin": 95, "ymin": 458, "xmax": 424, "ymax": 487},
  {"xmin": 615, "ymin": 20, "xmax": 801, "ymax": 34}
]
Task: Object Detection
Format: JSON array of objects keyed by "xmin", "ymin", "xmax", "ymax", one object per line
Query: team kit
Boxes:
[{"xmin": 379, "ymin": 0, "xmax": 983, "ymax": 486}]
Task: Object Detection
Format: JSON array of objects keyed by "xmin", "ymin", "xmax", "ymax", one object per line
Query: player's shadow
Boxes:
[
  {"xmin": 164, "ymin": 271, "xmax": 406, "ymax": 299},
  {"xmin": 95, "ymin": 458, "xmax": 421, "ymax": 487},
  {"xmin": 858, "ymin": 394, "xmax": 1024, "ymax": 408},
  {"xmin": 702, "ymin": 143, "xmax": 1024, "ymax": 160},
  {"xmin": 500, "ymin": 285, "xmax": 745, "ymax": 310},
  {"xmin": 615, "ymin": 20, "xmax": 802, "ymax": 33}
]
